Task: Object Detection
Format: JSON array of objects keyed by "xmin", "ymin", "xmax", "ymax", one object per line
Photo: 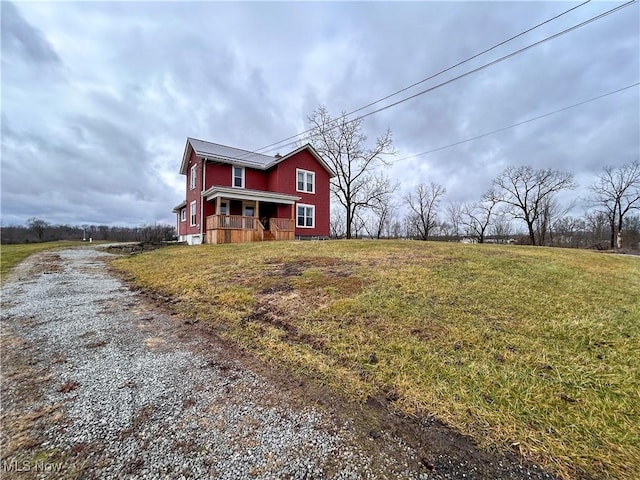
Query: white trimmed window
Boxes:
[
  {"xmin": 232, "ymin": 166, "xmax": 245, "ymax": 188},
  {"xmin": 296, "ymin": 169, "xmax": 315, "ymax": 193},
  {"xmin": 219, "ymin": 201, "xmax": 228, "ymax": 215},
  {"xmin": 243, "ymin": 204, "xmax": 255, "ymax": 217},
  {"xmin": 190, "ymin": 200, "xmax": 197, "ymax": 226},
  {"xmin": 180, "ymin": 208, "xmax": 186, "ymax": 222},
  {"xmin": 190, "ymin": 164, "xmax": 197, "ymax": 190},
  {"xmin": 296, "ymin": 204, "xmax": 315, "ymax": 228}
]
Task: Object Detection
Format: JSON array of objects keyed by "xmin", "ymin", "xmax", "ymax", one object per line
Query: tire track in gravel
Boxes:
[{"xmin": 1, "ymin": 247, "xmax": 557, "ymax": 480}]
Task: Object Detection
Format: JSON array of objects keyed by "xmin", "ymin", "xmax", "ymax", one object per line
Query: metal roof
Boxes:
[
  {"xmin": 188, "ymin": 138, "xmax": 274, "ymax": 167},
  {"xmin": 179, "ymin": 137, "xmax": 336, "ymax": 177}
]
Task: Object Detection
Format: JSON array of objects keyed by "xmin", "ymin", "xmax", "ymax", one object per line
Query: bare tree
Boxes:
[
  {"xmin": 329, "ymin": 208, "xmax": 346, "ymax": 239},
  {"xmin": 386, "ymin": 213, "xmax": 402, "ymax": 239},
  {"xmin": 365, "ymin": 178, "xmax": 399, "ymax": 239},
  {"xmin": 437, "ymin": 221, "xmax": 453, "ymax": 239},
  {"xmin": 27, "ymin": 218, "xmax": 49, "ymax": 241},
  {"xmin": 446, "ymin": 202, "xmax": 464, "ymax": 241},
  {"xmin": 589, "ymin": 161, "xmax": 640, "ymax": 249},
  {"xmin": 534, "ymin": 196, "xmax": 575, "ymax": 246},
  {"xmin": 491, "ymin": 214, "xmax": 513, "ymax": 243},
  {"xmin": 461, "ymin": 189, "xmax": 501, "ymax": 243},
  {"xmin": 2, "ymin": 220, "xmax": 175, "ymax": 244},
  {"xmin": 551, "ymin": 216, "xmax": 585, "ymax": 248},
  {"xmin": 306, "ymin": 106, "xmax": 395, "ymax": 239},
  {"xmin": 403, "ymin": 214, "xmax": 419, "ymax": 239},
  {"xmin": 493, "ymin": 165, "xmax": 576, "ymax": 246},
  {"xmin": 404, "ymin": 182, "xmax": 446, "ymax": 241},
  {"xmin": 622, "ymin": 214, "xmax": 640, "ymax": 249},
  {"xmin": 584, "ymin": 210, "xmax": 609, "ymax": 248}
]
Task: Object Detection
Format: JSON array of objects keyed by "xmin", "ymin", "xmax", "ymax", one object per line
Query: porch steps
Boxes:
[{"xmin": 263, "ymin": 231, "xmax": 276, "ymax": 241}]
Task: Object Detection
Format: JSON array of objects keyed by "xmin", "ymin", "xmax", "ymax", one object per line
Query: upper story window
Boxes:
[
  {"xmin": 233, "ymin": 166, "xmax": 245, "ymax": 188},
  {"xmin": 189, "ymin": 164, "xmax": 197, "ymax": 190},
  {"xmin": 296, "ymin": 169, "xmax": 315, "ymax": 194}
]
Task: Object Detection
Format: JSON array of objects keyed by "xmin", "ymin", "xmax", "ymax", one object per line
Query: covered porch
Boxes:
[{"xmin": 202, "ymin": 186, "xmax": 300, "ymax": 244}]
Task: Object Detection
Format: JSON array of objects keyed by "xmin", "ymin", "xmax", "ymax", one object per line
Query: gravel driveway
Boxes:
[{"xmin": 1, "ymin": 247, "xmax": 556, "ymax": 480}]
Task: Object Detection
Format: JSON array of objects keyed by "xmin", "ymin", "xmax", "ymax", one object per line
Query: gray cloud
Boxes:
[
  {"xmin": 1, "ymin": 1, "xmax": 60, "ymax": 66},
  {"xmin": 1, "ymin": 1, "xmax": 638, "ymax": 228}
]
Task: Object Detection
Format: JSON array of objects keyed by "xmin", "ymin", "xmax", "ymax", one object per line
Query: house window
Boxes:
[
  {"xmin": 233, "ymin": 166, "xmax": 245, "ymax": 188},
  {"xmin": 296, "ymin": 169, "xmax": 315, "ymax": 193},
  {"xmin": 180, "ymin": 208, "xmax": 186, "ymax": 222},
  {"xmin": 219, "ymin": 201, "xmax": 228, "ymax": 215},
  {"xmin": 190, "ymin": 164, "xmax": 197, "ymax": 190},
  {"xmin": 296, "ymin": 204, "xmax": 315, "ymax": 228},
  {"xmin": 190, "ymin": 200, "xmax": 197, "ymax": 226}
]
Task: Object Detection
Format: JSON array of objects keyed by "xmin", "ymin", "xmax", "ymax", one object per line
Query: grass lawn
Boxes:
[
  {"xmin": 111, "ymin": 240, "xmax": 639, "ymax": 479},
  {"xmin": 1, "ymin": 241, "xmax": 97, "ymax": 281}
]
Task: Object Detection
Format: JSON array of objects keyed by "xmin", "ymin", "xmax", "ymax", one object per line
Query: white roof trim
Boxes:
[
  {"xmin": 172, "ymin": 200, "xmax": 187, "ymax": 213},
  {"xmin": 266, "ymin": 143, "xmax": 336, "ymax": 177},
  {"xmin": 202, "ymin": 186, "xmax": 301, "ymax": 205}
]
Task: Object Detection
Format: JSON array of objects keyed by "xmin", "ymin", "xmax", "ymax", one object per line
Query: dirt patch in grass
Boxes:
[{"xmin": 242, "ymin": 294, "xmax": 329, "ymax": 354}]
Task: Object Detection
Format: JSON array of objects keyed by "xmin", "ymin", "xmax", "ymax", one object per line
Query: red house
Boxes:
[{"xmin": 173, "ymin": 137, "xmax": 335, "ymax": 244}]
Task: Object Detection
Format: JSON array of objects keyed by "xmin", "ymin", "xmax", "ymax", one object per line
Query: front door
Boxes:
[{"xmin": 259, "ymin": 202, "xmax": 277, "ymax": 230}]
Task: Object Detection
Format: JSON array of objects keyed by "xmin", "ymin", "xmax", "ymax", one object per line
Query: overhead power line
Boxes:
[
  {"xmin": 251, "ymin": 0, "xmax": 592, "ymax": 155},
  {"xmin": 255, "ymin": 0, "xmax": 636, "ymax": 156},
  {"xmin": 389, "ymin": 82, "xmax": 640, "ymax": 164}
]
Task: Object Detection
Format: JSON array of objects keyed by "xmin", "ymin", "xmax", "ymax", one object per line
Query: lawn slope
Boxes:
[{"xmin": 112, "ymin": 241, "xmax": 640, "ymax": 479}]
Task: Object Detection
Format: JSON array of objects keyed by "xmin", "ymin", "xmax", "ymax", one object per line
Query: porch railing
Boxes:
[
  {"xmin": 270, "ymin": 218, "xmax": 295, "ymax": 232},
  {"xmin": 255, "ymin": 218, "xmax": 264, "ymax": 241},
  {"xmin": 206, "ymin": 214, "xmax": 257, "ymax": 230}
]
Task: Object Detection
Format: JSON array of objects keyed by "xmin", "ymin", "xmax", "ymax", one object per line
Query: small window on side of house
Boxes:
[
  {"xmin": 180, "ymin": 208, "xmax": 186, "ymax": 222},
  {"xmin": 190, "ymin": 200, "xmax": 197, "ymax": 226}
]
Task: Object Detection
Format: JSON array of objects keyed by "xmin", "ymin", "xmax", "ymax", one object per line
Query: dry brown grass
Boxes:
[{"xmin": 112, "ymin": 240, "xmax": 640, "ymax": 479}]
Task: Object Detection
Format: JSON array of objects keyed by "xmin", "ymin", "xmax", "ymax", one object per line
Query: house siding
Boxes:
[
  {"xmin": 245, "ymin": 168, "xmax": 268, "ymax": 190},
  {"xmin": 185, "ymin": 150, "xmax": 203, "ymax": 237},
  {"xmin": 271, "ymin": 150, "xmax": 331, "ymax": 237},
  {"xmin": 205, "ymin": 163, "xmax": 232, "ymax": 188},
  {"xmin": 177, "ymin": 208, "xmax": 187, "ymax": 237}
]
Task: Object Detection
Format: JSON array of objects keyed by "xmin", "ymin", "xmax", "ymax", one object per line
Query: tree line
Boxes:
[
  {"xmin": 1, "ymin": 219, "xmax": 176, "ymax": 245},
  {"xmin": 308, "ymin": 106, "xmax": 639, "ymax": 250}
]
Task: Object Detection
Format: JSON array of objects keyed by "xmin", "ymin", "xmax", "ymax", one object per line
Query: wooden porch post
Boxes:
[
  {"xmin": 255, "ymin": 201, "xmax": 260, "ymax": 219},
  {"xmin": 291, "ymin": 204, "xmax": 295, "ymax": 220}
]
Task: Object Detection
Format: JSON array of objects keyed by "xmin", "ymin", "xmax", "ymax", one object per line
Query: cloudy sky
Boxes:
[{"xmin": 2, "ymin": 1, "xmax": 638, "ymax": 228}]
